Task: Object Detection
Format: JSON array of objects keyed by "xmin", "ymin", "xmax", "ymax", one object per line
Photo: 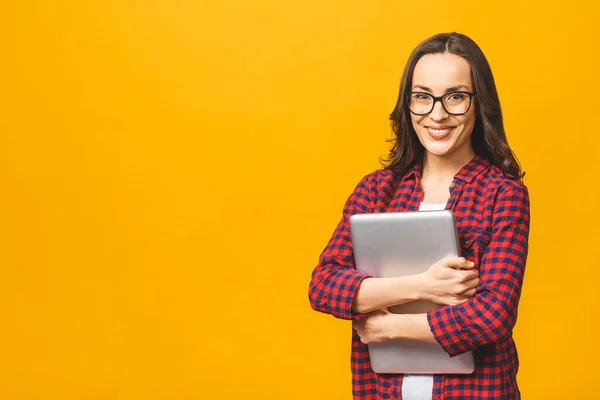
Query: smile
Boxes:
[{"xmin": 425, "ymin": 126, "xmax": 456, "ymax": 139}]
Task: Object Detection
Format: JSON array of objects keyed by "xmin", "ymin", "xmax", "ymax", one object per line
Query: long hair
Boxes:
[{"xmin": 382, "ymin": 32, "xmax": 524, "ymax": 181}]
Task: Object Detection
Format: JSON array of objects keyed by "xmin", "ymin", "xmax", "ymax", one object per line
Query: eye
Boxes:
[
  {"xmin": 447, "ymin": 92, "xmax": 468, "ymax": 101},
  {"xmin": 411, "ymin": 92, "xmax": 431, "ymax": 101}
]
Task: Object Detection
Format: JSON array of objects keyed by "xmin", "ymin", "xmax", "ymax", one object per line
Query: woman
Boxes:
[{"xmin": 308, "ymin": 32, "xmax": 530, "ymax": 400}]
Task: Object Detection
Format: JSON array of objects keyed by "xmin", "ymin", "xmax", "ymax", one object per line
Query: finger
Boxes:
[
  {"xmin": 459, "ymin": 270, "xmax": 479, "ymax": 283},
  {"xmin": 447, "ymin": 296, "xmax": 466, "ymax": 305},
  {"xmin": 442, "ymin": 256, "xmax": 468, "ymax": 267},
  {"xmin": 458, "ymin": 278, "xmax": 479, "ymax": 294},
  {"xmin": 456, "ymin": 290, "xmax": 477, "ymax": 302},
  {"xmin": 457, "ymin": 287, "xmax": 477, "ymax": 297},
  {"xmin": 444, "ymin": 257, "xmax": 475, "ymax": 270},
  {"xmin": 465, "ymin": 278, "xmax": 480, "ymax": 289}
]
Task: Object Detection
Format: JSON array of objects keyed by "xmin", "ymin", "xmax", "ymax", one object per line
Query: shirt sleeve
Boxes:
[
  {"xmin": 427, "ymin": 183, "xmax": 531, "ymax": 356},
  {"xmin": 308, "ymin": 174, "xmax": 376, "ymax": 321}
]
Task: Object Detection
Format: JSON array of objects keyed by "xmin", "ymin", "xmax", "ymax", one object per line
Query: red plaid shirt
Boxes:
[{"xmin": 309, "ymin": 155, "xmax": 530, "ymax": 399}]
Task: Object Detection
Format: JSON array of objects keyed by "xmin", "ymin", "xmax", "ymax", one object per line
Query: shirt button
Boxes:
[{"xmin": 449, "ymin": 182, "xmax": 455, "ymax": 189}]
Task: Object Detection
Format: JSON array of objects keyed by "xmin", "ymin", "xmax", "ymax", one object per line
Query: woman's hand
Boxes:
[
  {"xmin": 352, "ymin": 308, "xmax": 395, "ymax": 344},
  {"xmin": 420, "ymin": 256, "xmax": 479, "ymax": 305},
  {"xmin": 353, "ymin": 257, "xmax": 479, "ymax": 344}
]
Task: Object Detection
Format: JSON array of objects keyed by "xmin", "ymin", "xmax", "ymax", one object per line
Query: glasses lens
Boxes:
[
  {"xmin": 409, "ymin": 93, "xmax": 433, "ymax": 115},
  {"xmin": 443, "ymin": 92, "xmax": 470, "ymax": 114}
]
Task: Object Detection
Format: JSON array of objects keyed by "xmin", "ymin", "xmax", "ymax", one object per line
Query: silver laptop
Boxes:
[{"xmin": 349, "ymin": 210, "xmax": 474, "ymax": 374}]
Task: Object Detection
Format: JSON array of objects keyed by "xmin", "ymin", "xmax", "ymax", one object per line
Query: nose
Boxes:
[{"xmin": 429, "ymin": 99, "xmax": 449, "ymax": 121}]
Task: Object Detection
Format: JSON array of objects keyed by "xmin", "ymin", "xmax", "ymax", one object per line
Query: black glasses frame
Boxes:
[{"xmin": 405, "ymin": 91, "xmax": 476, "ymax": 116}]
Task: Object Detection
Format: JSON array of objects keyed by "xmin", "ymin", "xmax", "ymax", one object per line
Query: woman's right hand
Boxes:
[{"xmin": 420, "ymin": 256, "xmax": 479, "ymax": 305}]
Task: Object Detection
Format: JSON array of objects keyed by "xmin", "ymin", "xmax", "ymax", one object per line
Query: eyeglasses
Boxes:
[{"xmin": 406, "ymin": 91, "xmax": 476, "ymax": 116}]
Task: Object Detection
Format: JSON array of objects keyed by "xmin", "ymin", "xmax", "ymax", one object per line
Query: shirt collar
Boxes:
[{"xmin": 402, "ymin": 154, "xmax": 490, "ymax": 184}]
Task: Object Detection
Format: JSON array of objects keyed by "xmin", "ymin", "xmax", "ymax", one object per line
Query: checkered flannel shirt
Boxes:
[{"xmin": 309, "ymin": 155, "xmax": 530, "ymax": 399}]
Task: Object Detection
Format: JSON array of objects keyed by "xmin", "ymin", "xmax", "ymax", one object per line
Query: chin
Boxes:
[
  {"xmin": 421, "ymin": 141, "xmax": 455, "ymax": 157},
  {"xmin": 425, "ymin": 149, "xmax": 454, "ymax": 157}
]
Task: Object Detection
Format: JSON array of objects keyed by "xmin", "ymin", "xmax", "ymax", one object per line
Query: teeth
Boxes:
[{"xmin": 429, "ymin": 128, "xmax": 452, "ymax": 134}]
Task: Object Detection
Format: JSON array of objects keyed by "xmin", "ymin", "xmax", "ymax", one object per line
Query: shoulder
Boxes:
[
  {"xmin": 356, "ymin": 168, "xmax": 396, "ymax": 190},
  {"xmin": 481, "ymin": 165, "xmax": 530, "ymax": 215},
  {"xmin": 343, "ymin": 168, "xmax": 397, "ymax": 214},
  {"xmin": 480, "ymin": 164, "xmax": 529, "ymax": 197},
  {"xmin": 351, "ymin": 168, "xmax": 401, "ymax": 202}
]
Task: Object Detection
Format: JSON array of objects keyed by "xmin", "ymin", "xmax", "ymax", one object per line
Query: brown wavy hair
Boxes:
[{"xmin": 382, "ymin": 32, "xmax": 524, "ymax": 181}]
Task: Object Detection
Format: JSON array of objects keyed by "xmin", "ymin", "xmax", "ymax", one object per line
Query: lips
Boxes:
[{"xmin": 425, "ymin": 126, "xmax": 456, "ymax": 140}]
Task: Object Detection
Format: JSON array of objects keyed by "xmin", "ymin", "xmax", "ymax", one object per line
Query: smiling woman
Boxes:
[{"xmin": 308, "ymin": 32, "xmax": 530, "ymax": 400}]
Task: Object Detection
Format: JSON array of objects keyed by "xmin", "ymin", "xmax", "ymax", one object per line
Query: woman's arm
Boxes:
[
  {"xmin": 352, "ymin": 256, "xmax": 478, "ymax": 314},
  {"xmin": 308, "ymin": 174, "xmax": 376, "ymax": 321},
  {"xmin": 426, "ymin": 184, "xmax": 530, "ymax": 355},
  {"xmin": 309, "ymin": 174, "xmax": 480, "ymax": 320},
  {"xmin": 353, "ymin": 310, "xmax": 438, "ymax": 344},
  {"xmin": 355, "ymin": 184, "xmax": 530, "ymax": 352}
]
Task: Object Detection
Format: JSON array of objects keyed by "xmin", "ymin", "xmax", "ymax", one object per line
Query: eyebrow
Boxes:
[{"xmin": 412, "ymin": 84, "xmax": 471, "ymax": 93}]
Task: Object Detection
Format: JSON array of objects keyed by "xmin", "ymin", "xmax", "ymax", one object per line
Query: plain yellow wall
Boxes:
[{"xmin": 1, "ymin": 0, "xmax": 599, "ymax": 399}]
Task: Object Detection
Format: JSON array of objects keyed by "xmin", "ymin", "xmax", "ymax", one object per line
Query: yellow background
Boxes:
[{"xmin": 1, "ymin": 0, "xmax": 598, "ymax": 399}]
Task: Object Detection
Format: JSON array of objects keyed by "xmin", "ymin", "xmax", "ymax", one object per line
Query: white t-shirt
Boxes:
[{"xmin": 401, "ymin": 201, "xmax": 446, "ymax": 400}]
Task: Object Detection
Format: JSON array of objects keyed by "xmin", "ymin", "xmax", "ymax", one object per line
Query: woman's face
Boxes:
[{"xmin": 409, "ymin": 52, "xmax": 476, "ymax": 160}]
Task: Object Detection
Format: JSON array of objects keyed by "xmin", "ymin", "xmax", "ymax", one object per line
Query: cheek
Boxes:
[
  {"xmin": 410, "ymin": 115, "xmax": 424, "ymax": 132},
  {"xmin": 457, "ymin": 112, "xmax": 476, "ymax": 134}
]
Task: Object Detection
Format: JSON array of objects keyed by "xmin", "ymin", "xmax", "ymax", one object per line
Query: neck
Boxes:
[{"xmin": 421, "ymin": 147, "xmax": 475, "ymax": 182}]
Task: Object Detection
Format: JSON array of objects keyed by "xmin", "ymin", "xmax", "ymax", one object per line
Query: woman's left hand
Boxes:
[{"xmin": 352, "ymin": 308, "xmax": 396, "ymax": 344}]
